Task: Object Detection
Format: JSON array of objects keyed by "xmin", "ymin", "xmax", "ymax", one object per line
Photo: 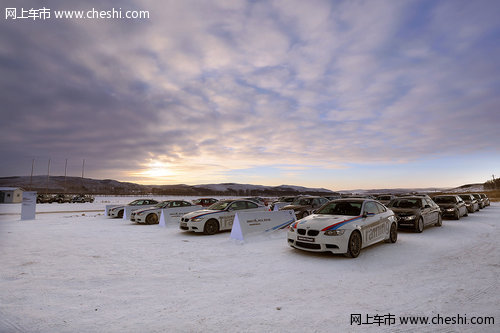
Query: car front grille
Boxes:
[
  {"xmin": 297, "ymin": 229, "xmax": 319, "ymax": 236},
  {"xmin": 295, "ymin": 241, "xmax": 321, "ymax": 250}
]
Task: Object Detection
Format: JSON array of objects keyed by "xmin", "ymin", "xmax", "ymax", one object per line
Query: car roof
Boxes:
[{"xmin": 331, "ymin": 198, "xmax": 370, "ymax": 203}]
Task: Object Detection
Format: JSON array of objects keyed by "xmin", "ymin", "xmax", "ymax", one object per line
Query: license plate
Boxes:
[{"xmin": 297, "ymin": 236, "xmax": 315, "ymax": 242}]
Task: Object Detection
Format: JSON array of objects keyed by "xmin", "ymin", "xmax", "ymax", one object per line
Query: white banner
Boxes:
[
  {"xmin": 230, "ymin": 210, "xmax": 296, "ymax": 241},
  {"xmin": 105, "ymin": 205, "xmax": 120, "ymax": 216},
  {"xmin": 159, "ymin": 205, "xmax": 202, "ymax": 227},
  {"xmin": 21, "ymin": 191, "xmax": 37, "ymax": 220}
]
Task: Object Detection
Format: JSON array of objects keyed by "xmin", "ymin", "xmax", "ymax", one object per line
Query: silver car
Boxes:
[{"xmin": 131, "ymin": 200, "xmax": 195, "ymax": 224}]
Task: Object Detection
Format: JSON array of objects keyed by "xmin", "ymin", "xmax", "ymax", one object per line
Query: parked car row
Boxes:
[
  {"xmin": 36, "ymin": 194, "xmax": 95, "ymax": 203},
  {"xmin": 106, "ymin": 192, "xmax": 490, "ymax": 258},
  {"xmin": 287, "ymin": 193, "xmax": 490, "ymax": 258}
]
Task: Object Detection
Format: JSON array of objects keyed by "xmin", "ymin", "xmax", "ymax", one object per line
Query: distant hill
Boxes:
[{"xmin": 0, "ymin": 176, "xmax": 336, "ymax": 197}]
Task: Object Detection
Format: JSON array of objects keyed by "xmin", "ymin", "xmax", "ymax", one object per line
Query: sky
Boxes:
[{"xmin": 1, "ymin": 0, "xmax": 499, "ymax": 191}]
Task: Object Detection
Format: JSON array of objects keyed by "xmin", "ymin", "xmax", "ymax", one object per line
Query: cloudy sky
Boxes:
[{"xmin": 1, "ymin": 0, "xmax": 499, "ymax": 190}]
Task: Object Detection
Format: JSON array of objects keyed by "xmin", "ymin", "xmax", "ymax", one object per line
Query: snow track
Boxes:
[{"xmin": 0, "ymin": 201, "xmax": 498, "ymax": 332}]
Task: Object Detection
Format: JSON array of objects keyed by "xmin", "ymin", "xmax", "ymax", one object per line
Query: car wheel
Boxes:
[
  {"xmin": 345, "ymin": 231, "xmax": 362, "ymax": 258},
  {"xmin": 145, "ymin": 213, "xmax": 159, "ymax": 225},
  {"xmin": 435, "ymin": 214, "xmax": 442, "ymax": 227},
  {"xmin": 301, "ymin": 211, "xmax": 309, "ymax": 219},
  {"xmin": 203, "ymin": 219, "xmax": 220, "ymax": 235},
  {"xmin": 415, "ymin": 217, "xmax": 424, "ymax": 233},
  {"xmin": 388, "ymin": 223, "xmax": 397, "ymax": 243},
  {"xmin": 117, "ymin": 210, "xmax": 124, "ymax": 218}
]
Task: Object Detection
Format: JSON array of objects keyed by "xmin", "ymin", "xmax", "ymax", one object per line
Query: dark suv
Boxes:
[
  {"xmin": 280, "ymin": 196, "xmax": 329, "ymax": 219},
  {"xmin": 432, "ymin": 195, "xmax": 468, "ymax": 220}
]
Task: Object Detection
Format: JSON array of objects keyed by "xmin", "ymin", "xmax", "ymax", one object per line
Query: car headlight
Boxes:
[
  {"xmin": 324, "ymin": 229, "xmax": 345, "ymax": 236},
  {"xmin": 289, "ymin": 227, "xmax": 295, "ymax": 232},
  {"xmin": 446, "ymin": 208, "xmax": 455, "ymax": 212},
  {"xmin": 402, "ymin": 215, "xmax": 416, "ymax": 220},
  {"xmin": 191, "ymin": 217, "xmax": 203, "ymax": 222},
  {"xmin": 136, "ymin": 212, "xmax": 145, "ymax": 216}
]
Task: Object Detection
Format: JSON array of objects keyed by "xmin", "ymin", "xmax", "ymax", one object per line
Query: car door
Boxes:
[
  {"xmin": 420, "ymin": 198, "xmax": 434, "ymax": 225},
  {"xmin": 222, "ymin": 201, "xmax": 247, "ymax": 230},
  {"xmin": 456, "ymin": 197, "xmax": 467, "ymax": 216},
  {"xmin": 361, "ymin": 201, "xmax": 386, "ymax": 247},
  {"xmin": 424, "ymin": 198, "xmax": 441, "ymax": 224}
]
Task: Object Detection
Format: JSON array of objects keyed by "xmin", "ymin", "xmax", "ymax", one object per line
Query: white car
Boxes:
[
  {"xmin": 107, "ymin": 199, "xmax": 159, "ymax": 218},
  {"xmin": 131, "ymin": 200, "xmax": 195, "ymax": 224},
  {"xmin": 180, "ymin": 199, "xmax": 268, "ymax": 235},
  {"xmin": 287, "ymin": 199, "xmax": 398, "ymax": 258}
]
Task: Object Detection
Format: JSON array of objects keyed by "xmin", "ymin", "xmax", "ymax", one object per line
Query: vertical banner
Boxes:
[
  {"xmin": 159, "ymin": 205, "xmax": 203, "ymax": 227},
  {"xmin": 230, "ymin": 210, "xmax": 296, "ymax": 241},
  {"xmin": 21, "ymin": 191, "xmax": 37, "ymax": 220}
]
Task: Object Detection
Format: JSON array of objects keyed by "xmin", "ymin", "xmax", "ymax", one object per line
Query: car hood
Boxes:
[
  {"xmin": 182, "ymin": 209, "xmax": 223, "ymax": 219},
  {"xmin": 132, "ymin": 207, "xmax": 158, "ymax": 214},
  {"xmin": 282, "ymin": 204, "xmax": 309, "ymax": 210},
  {"xmin": 292, "ymin": 214, "xmax": 362, "ymax": 230},
  {"xmin": 390, "ymin": 207, "xmax": 420, "ymax": 215}
]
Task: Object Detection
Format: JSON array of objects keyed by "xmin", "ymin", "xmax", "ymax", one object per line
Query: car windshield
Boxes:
[
  {"xmin": 129, "ymin": 200, "xmax": 142, "ymax": 205},
  {"xmin": 458, "ymin": 195, "xmax": 471, "ymax": 201},
  {"xmin": 155, "ymin": 201, "xmax": 171, "ymax": 208},
  {"xmin": 292, "ymin": 198, "xmax": 313, "ymax": 206},
  {"xmin": 433, "ymin": 196, "xmax": 455, "ymax": 204},
  {"xmin": 316, "ymin": 201, "xmax": 362, "ymax": 216},
  {"xmin": 390, "ymin": 199, "xmax": 421, "ymax": 209},
  {"xmin": 208, "ymin": 201, "xmax": 232, "ymax": 210}
]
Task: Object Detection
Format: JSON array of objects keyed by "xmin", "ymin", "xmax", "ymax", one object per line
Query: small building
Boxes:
[{"xmin": 0, "ymin": 187, "xmax": 23, "ymax": 203}]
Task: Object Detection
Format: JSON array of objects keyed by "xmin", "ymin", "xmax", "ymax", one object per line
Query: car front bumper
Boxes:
[
  {"xmin": 287, "ymin": 230, "xmax": 349, "ymax": 254},
  {"xmin": 179, "ymin": 220, "xmax": 204, "ymax": 232}
]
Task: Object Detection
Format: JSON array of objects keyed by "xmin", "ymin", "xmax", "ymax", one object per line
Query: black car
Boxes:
[
  {"xmin": 36, "ymin": 194, "xmax": 56, "ymax": 203},
  {"xmin": 458, "ymin": 194, "xmax": 480, "ymax": 213},
  {"xmin": 269, "ymin": 196, "xmax": 299, "ymax": 211},
  {"xmin": 280, "ymin": 196, "xmax": 329, "ymax": 220},
  {"xmin": 432, "ymin": 195, "xmax": 468, "ymax": 220},
  {"xmin": 480, "ymin": 193, "xmax": 490, "ymax": 207},
  {"xmin": 375, "ymin": 195, "xmax": 396, "ymax": 206},
  {"xmin": 72, "ymin": 194, "xmax": 95, "ymax": 203},
  {"xmin": 472, "ymin": 194, "xmax": 485, "ymax": 209},
  {"xmin": 54, "ymin": 194, "xmax": 73, "ymax": 203},
  {"xmin": 387, "ymin": 196, "xmax": 442, "ymax": 232},
  {"xmin": 192, "ymin": 198, "xmax": 219, "ymax": 207}
]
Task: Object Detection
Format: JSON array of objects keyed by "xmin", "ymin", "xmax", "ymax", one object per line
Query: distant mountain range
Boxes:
[
  {"xmin": 0, "ymin": 175, "xmax": 485, "ymax": 196},
  {"xmin": 0, "ymin": 176, "xmax": 337, "ymax": 196}
]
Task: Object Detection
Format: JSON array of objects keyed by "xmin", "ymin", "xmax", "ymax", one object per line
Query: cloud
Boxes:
[{"xmin": 0, "ymin": 0, "xmax": 499, "ymax": 185}]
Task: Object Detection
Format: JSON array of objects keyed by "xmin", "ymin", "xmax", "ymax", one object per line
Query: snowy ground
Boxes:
[{"xmin": 0, "ymin": 198, "xmax": 498, "ymax": 332}]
